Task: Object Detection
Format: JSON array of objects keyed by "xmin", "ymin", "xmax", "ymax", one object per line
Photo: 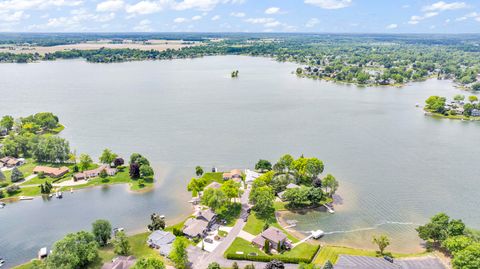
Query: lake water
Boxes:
[{"xmin": 0, "ymin": 56, "xmax": 479, "ymax": 267}]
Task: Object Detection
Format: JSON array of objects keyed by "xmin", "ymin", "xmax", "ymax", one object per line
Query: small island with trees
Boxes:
[{"xmin": 424, "ymin": 94, "xmax": 480, "ymax": 120}]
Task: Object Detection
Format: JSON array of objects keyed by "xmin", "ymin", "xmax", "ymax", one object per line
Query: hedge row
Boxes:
[{"xmin": 226, "ymin": 245, "xmax": 320, "ymax": 264}]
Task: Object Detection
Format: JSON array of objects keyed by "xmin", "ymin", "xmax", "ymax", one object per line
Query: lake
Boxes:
[{"xmin": 0, "ymin": 56, "xmax": 479, "ymax": 267}]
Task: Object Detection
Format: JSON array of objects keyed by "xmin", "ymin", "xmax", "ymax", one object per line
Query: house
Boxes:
[
  {"xmin": 278, "ymin": 183, "xmax": 301, "ymax": 199},
  {"xmin": 0, "ymin": 127, "xmax": 7, "ymax": 136},
  {"xmin": 33, "ymin": 166, "xmax": 69, "ymax": 178},
  {"xmin": 74, "ymin": 165, "xmax": 117, "ymax": 181},
  {"xmin": 244, "ymin": 169, "xmax": 260, "ymax": 184},
  {"xmin": 334, "ymin": 255, "xmax": 446, "ymax": 269},
  {"xmin": 147, "ymin": 230, "xmax": 176, "ymax": 256},
  {"xmin": 205, "ymin": 181, "xmax": 222, "ymax": 190},
  {"xmin": 183, "ymin": 209, "xmax": 217, "ymax": 238},
  {"xmin": 0, "ymin": 157, "xmax": 25, "ymax": 168},
  {"xmin": 223, "ymin": 169, "xmax": 242, "ymax": 180},
  {"xmin": 252, "ymin": 227, "xmax": 290, "ymax": 251},
  {"xmin": 472, "ymin": 109, "xmax": 480, "ymax": 117},
  {"xmin": 102, "ymin": 256, "xmax": 136, "ymax": 269}
]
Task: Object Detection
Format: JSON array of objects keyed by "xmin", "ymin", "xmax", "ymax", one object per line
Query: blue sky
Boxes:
[{"xmin": 0, "ymin": 0, "xmax": 479, "ymax": 33}]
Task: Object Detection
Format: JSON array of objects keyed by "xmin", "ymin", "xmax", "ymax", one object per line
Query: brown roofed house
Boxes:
[
  {"xmin": 33, "ymin": 166, "xmax": 69, "ymax": 178},
  {"xmin": 74, "ymin": 164, "xmax": 117, "ymax": 181},
  {"xmin": 0, "ymin": 157, "xmax": 25, "ymax": 168},
  {"xmin": 223, "ymin": 169, "xmax": 242, "ymax": 180},
  {"xmin": 102, "ymin": 256, "xmax": 136, "ymax": 269},
  {"xmin": 252, "ymin": 227, "xmax": 289, "ymax": 251}
]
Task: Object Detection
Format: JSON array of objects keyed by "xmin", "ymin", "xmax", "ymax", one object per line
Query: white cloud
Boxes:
[
  {"xmin": 133, "ymin": 19, "xmax": 152, "ymax": 31},
  {"xmin": 304, "ymin": 0, "xmax": 352, "ymax": 9},
  {"xmin": 191, "ymin": 15, "xmax": 202, "ymax": 20},
  {"xmin": 0, "ymin": 11, "xmax": 29, "ymax": 22},
  {"xmin": 422, "ymin": 1, "xmax": 467, "ymax": 12},
  {"xmin": 265, "ymin": 7, "xmax": 280, "ymax": 14},
  {"xmin": 0, "ymin": 0, "xmax": 83, "ymax": 11},
  {"xmin": 386, "ymin": 23, "xmax": 398, "ymax": 29},
  {"xmin": 28, "ymin": 9, "xmax": 115, "ymax": 31},
  {"xmin": 172, "ymin": 0, "xmax": 220, "ymax": 11},
  {"xmin": 230, "ymin": 12, "xmax": 245, "ymax": 17},
  {"xmin": 245, "ymin": 17, "xmax": 281, "ymax": 28},
  {"xmin": 211, "ymin": 15, "xmax": 220, "ymax": 20},
  {"xmin": 408, "ymin": 12, "xmax": 439, "ymax": 24},
  {"xmin": 96, "ymin": 0, "xmax": 124, "ymax": 12},
  {"xmin": 125, "ymin": 1, "xmax": 164, "ymax": 15},
  {"xmin": 456, "ymin": 12, "xmax": 480, "ymax": 22},
  {"xmin": 305, "ymin": 18, "xmax": 319, "ymax": 27},
  {"xmin": 173, "ymin": 17, "xmax": 187, "ymax": 23}
]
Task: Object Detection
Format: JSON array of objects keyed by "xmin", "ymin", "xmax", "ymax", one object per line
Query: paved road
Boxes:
[{"xmin": 189, "ymin": 185, "xmax": 298, "ymax": 269}]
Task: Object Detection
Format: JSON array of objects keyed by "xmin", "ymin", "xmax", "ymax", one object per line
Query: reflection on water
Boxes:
[{"xmin": 0, "ymin": 56, "xmax": 479, "ymax": 267}]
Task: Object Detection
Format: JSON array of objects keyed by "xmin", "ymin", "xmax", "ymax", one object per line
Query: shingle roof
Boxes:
[
  {"xmin": 261, "ymin": 227, "xmax": 287, "ymax": 244},
  {"xmin": 101, "ymin": 256, "xmax": 136, "ymax": 269},
  {"xmin": 183, "ymin": 219, "xmax": 209, "ymax": 237},
  {"xmin": 334, "ymin": 255, "xmax": 446, "ymax": 269},
  {"xmin": 197, "ymin": 208, "xmax": 216, "ymax": 222},
  {"xmin": 147, "ymin": 230, "xmax": 175, "ymax": 247}
]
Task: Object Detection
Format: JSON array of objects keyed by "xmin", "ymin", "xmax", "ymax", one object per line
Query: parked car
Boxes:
[{"xmin": 204, "ymin": 238, "xmax": 213, "ymax": 244}]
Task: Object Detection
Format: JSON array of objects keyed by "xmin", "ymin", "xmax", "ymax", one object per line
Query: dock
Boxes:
[{"xmin": 324, "ymin": 204, "xmax": 335, "ymax": 213}]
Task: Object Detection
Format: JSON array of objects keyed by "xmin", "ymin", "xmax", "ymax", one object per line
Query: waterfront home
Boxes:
[
  {"xmin": 147, "ymin": 230, "xmax": 175, "ymax": 256},
  {"xmin": 33, "ymin": 166, "xmax": 69, "ymax": 178},
  {"xmin": 244, "ymin": 169, "xmax": 260, "ymax": 184},
  {"xmin": 102, "ymin": 256, "xmax": 136, "ymax": 269},
  {"xmin": 334, "ymin": 255, "xmax": 446, "ymax": 269},
  {"xmin": 252, "ymin": 227, "xmax": 291, "ymax": 251},
  {"xmin": 73, "ymin": 165, "xmax": 117, "ymax": 181},
  {"xmin": 183, "ymin": 209, "xmax": 217, "ymax": 238},
  {"xmin": 0, "ymin": 157, "xmax": 25, "ymax": 168},
  {"xmin": 0, "ymin": 127, "xmax": 7, "ymax": 136},
  {"xmin": 37, "ymin": 247, "xmax": 48, "ymax": 260},
  {"xmin": 472, "ymin": 109, "xmax": 480, "ymax": 117},
  {"xmin": 223, "ymin": 169, "xmax": 242, "ymax": 180}
]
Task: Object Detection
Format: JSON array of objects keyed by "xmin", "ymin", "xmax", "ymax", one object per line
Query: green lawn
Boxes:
[
  {"xmin": 202, "ymin": 172, "xmax": 224, "ymax": 184},
  {"xmin": 224, "ymin": 237, "xmax": 318, "ymax": 263},
  {"xmin": 313, "ymin": 246, "xmax": 427, "ymax": 266},
  {"xmin": 243, "ymin": 214, "xmax": 299, "ymax": 243}
]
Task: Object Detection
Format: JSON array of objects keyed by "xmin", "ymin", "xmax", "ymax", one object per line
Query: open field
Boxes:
[{"xmin": 0, "ymin": 39, "xmax": 199, "ymax": 55}]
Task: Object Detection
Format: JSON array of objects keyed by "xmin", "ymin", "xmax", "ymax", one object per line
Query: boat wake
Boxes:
[{"xmin": 298, "ymin": 221, "xmax": 419, "ymax": 235}]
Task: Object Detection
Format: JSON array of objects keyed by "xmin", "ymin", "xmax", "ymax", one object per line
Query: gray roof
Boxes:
[
  {"xmin": 102, "ymin": 256, "xmax": 136, "ymax": 269},
  {"xmin": 183, "ymin": 219, "xmax": 209, "ymax": 237},
  {"xmin": 261, "ymin": 227, "xmax": 287, "ymax": 244},
  {"xmin": 197, "ymin": 208, "xmax": 216, "ymax": 222},
  {"xmin": 286, "ymin": 183, "xmax": 300, "ymax": 189},
  {"xmin": 159, "ymin": 243, "xmax": 173, "ymax": 256},
  {"xmin": 334, "ymin": 255, "xmax": 446, "ymax": 269},
  {"xmin": 147, "ymin": 230, "xmax": 175, "ymax": 247}
]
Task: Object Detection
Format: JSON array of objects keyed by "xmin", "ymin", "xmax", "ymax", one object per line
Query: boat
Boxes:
[
  {"xmin": 311, "ymin": 230, "xmax": 325, "ymax": 239},
  {"xmin": 0, "ymin": 202, "xmax": 5, "ymax": 209},
  {"xmin": 113, "ymin": 227, "xmax": 124, "ymax": 235},
  {"xmin": 19, "ymin": 196, "xmax": 34, "ymax": 200},
  {"xmin": 56, "ymin": 191, "xmax": 63, "ymax": 199},
  {"xmin": 0, "ymin": 258, "xmax": 5, "ymax": 267},
  {"xmin": 38, "ymin": 247, "xmax": 48, "ymax": 260},
  {"xmin": 70, "ymin": 188, "xmax": 73, "ymax": 193}
]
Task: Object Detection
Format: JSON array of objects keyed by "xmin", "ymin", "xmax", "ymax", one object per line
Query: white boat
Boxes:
[
  {"xmin": 0, "ymin": 202, "xmax": 5, "ymax": 208},
  {"xmin": 311, "ymin": 230, "xmax": 325, "ymax": 239},
  {"xmin": 19, "ymin": 196, "xmax": 34, "ymax": 200},
  {"xmin": 0, "ymin": 258, "xmax": 5, "ymax": 267},
  {"xmin": 56, "ymin": 191, "xmax": 63, "ymax": 199}
]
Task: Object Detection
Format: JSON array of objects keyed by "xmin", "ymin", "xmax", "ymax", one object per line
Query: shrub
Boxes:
[{"xmin": 6, "ymin": 185, "xmax": 20, "ymax": 194}]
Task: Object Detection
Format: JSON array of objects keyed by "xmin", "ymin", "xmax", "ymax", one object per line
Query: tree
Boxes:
[
  {"xmin": 169, "ymin": 237, "xmax": 189, "ymax": 269},
  {"xmin": 442, "ymin": 235, "xmax": 473, "ymax": 254},
  {"xmin": 454, "ymin": 94, "xmax": 465, "ymax": 101},
  {"xmin": 202, "ymin": 188, "xmax": 228, "ymax": 211},
  {"xmin": 274, "ymin": 154, "xmax": 294, "ymax": 175},
  {"xmin": 46, "ymin": 231, "xmax": 99, "ymax": 269},
  {"xmin": 207, "ymin": 262, "xmax": 221, "ymax": 269},
  {"xmin": 244, "ymin": 265, "xmax": 255, "ymax": 269},
  {"xmin": 0, "ymin": 190, "xmax": 4, "ymax": 199},
  {"xmin": 99, "ymin": 169, "xmax": 108, "ymax": 179},
  {"xmin": 313, "ymin": 177, "xmax": 322, "ymax": 188},
  {"xmin": 0, "ymin": 170, "xmax": 6, "ymax": 181},
  {"xmin": 264, "ymin": 260, "xmax": 285, "ymax": 269},
  {"xmin": 270, "ymin": 175, "xmax": 290, "ymax": 194},
  {"xmin": 469, "ymin": 95, "xmax": 478, "ymax": 103},
  {"xmin": 6, "ymin": 185, "xmax": 19, "ymax": 194},
  {"xmin": 99, "ymin": 148, "xmax": 117, "ymax": 166},
  {"xmin": 232, "ymin": 262, "xmax": 239, "ymax": 269},
  {"xmin": 452, "ymin": 243, "xmax": 480, "ymax": 269},
  {"xmin": 33, "ymin": 136, "xmax": 70, "ymax": 163},
  {"xmin": 148, "ymin": 213, "xmax": 166, "ymax": 231},
  {"xmin": 250, "ymin": 186, "xmax": 275, "ymax": 222},
  {"xmin": 263, "ymin": 239, "xmax": 271, "ymax": 254},
  {"xmin": 11, "ymin": 167, "xmax": 24, "ymax": 182},
  {"xmin": 40, "ymin": 181, "xmax": 53, "ymax": 194},
  {"xmin": 92, "ymin": 219, "xmax": 112, "ymax": 246},
  {"xmin": 113, "ymin": 157, "xmax": 125, "ymax": 167},
  {"xmin": 221, "ymin": 179, "xmax": 241, "ymax": 199},
  {"xmin": 140, "ymin": 164, "xmax": 154, "ymax": 178},
  {"xmin": 372, "ymin": 234, "xmax": 390, "ymax": 255},
  {"xmin": 416, "ymin": 213, "xmax": 453, "ymax": 244},
  {"xmin": 322, "ymin": 174, "xmax": 339, "ymax": 197},
  {"xmin": 187, "ymin": 177, "xmax": 207, "ymax": 196},
  {"xmin": 425, "ymin": 96, "xmax": 446, "ymax": 113},
  {"xmin": 255, "ymin": 159, "xmax": 272, "ymax": 172},
  {"xmin": 0, "ymin": 115, "xmax": 14, "ymax": 131},
  {"xmin": 195, "ymin": 166, "xmax": 204, "ymax": 176},
  {"xmin": 132, "ymin": 257, "xmax": 165, "ymax": 269},
  {"xmin": 472, "ymin": 82, "xmax": 480, "ymax": 91},
  {"xmin": 113, "ymin": 231, "xmax": 131, "ymax": 256},
  {"xmin": 283, "ymin": 186, "xmax": 311, "ymax": 207},
  {"xmin": 79, "ymin": 153, "xmax": 93, "ymax": 171},
  {"xmin": 323, "ymin": 261, "xmax": 334, "ymax": 269},
  {"xmin": 130, "ymin": 153, "xmax": 150, "ymax": 166},
  {"xmin": 448, "ymin": 219, "xmax": 466, "ymax": 237},
  {"xmin": 305, "ymin": 158, "xmax": 324, "ymax": 181},
  {"xmin": 130, "ymin": 163, "xmax": 140, "ymax": 179},
  {"xmin": 33, "ymin": 112, "xmax": 59, "ymax": 130}
]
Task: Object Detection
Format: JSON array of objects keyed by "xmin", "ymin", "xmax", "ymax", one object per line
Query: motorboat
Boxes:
[{"xmin": 311, "ymin": 230, "xmax": 325, "ymax": 239}]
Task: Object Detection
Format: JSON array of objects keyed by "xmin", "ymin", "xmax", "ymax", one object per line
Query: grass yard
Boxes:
[
  {"xmin": 201, "ymin": 172, "xmax": 224, "ymax": 184},
  {"xmin": 243, "ymin": 214, "xmax": 299, "ymax": 243},
  {"xmin": 313, "ymin": 246, "xmax": 427, "ymax": 266},
  {"xmin": 224, "ymin": 237, "xmax": 318, "ymax": 263}
]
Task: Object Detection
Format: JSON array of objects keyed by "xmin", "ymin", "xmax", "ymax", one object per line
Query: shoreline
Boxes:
[{"xmin": 424, "ymin": 111, "xmax": 480, "ymax": 121}]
